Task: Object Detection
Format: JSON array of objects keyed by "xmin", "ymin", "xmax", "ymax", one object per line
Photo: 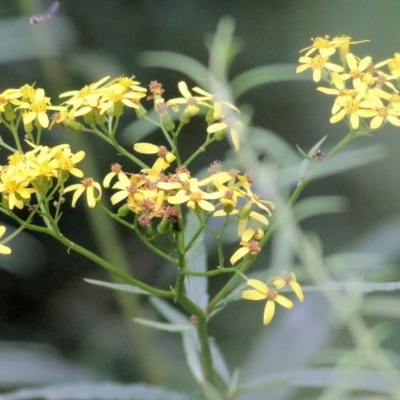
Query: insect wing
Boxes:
[
  {"xmin": 44, "ymin": 1, "xmax": 60, "ymax": 17},
  {"xmin": 29, "ymin": 1, "xmax": 60, "ymax": 24}
]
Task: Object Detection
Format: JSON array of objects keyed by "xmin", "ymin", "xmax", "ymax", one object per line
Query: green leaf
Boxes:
[
  {"xmin": 182, "ymin": 329, "xmax": 204, "ymax": 383},
  {"xmin": 0, "ymin": 341, "xmax": 97, "ymax": 387},
  {"xmin": 231, "ymin": 64, "xmax": 307, "ymax": 99},
  {"xmin": 149, "ymin": 297, "xmax": 188, "ymax": 324},
  {"xmin": 139, "ymin": 51, "xmax": 209, "ymax": 86},
  {"xmin": 184, "ymin": 212, "xmax": 208, "ymax": 308},
  {"xmin": 298, "ymin": 135, "xmax": 328, "ymax": 181},
  {"xmin": 84, "ymin": 279, "xmax": 151, "ymax": 296},
  {"xmin": 1, "ymin": 382, "xmax": 188, "ymax": 400},
  {"xmin": 209, "ymin": 338, "xmax": 231, "ymax": 385},
  {"xmin": 121, "ymin": 109, "xmax": 166, "ymax": 144},
  {"xmin": 294, "ymin": 196, "xmax": 349, "ymax": 221},
  {"xmin": 296, "ymin": 144, "xmax": 314, "ymax": 161},
  {"xmin": 133, "ymin": 318, "xmax": 192, "ymax": 332}
]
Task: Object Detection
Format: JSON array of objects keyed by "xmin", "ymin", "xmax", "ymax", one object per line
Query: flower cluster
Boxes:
[
  {"xmin": 296, "ymin": 35, "xmax": 400, "ymax": 130},
  {"xmin": 242, "ymin": 271, "xmax": 304, "ymax": 325},
  {"xmin": 104, "ymin": 154, "xmax": 274, "ymax": 254},
  {"xmin": 0, "ymin": 142, "xmax": 86, "ymax": 210}
]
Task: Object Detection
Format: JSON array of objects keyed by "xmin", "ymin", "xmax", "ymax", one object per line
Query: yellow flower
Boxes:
[
  {"xmin": 230, "ymin": 228, "xmax": 263, "ymax": 265},
  {"xmin": 0, "ymin": 226, "xmax": 12, "ymax": 254},
  {"xmin": 272, "ymin": 271, "xmax": 304, "ymax": 302},
  {"xmin": 296, "ymin": 55, "xmax": 344, "ymax": 82},
  {"xmin": 242, "ymin": 279, "xmax": 294, "ymax": 325},
  {"xmin": 63, "ymin": 177, "xmax": 102, "ymax": 208},
  {"xmin": 359, "ymin": 92, "xmax": 400, "ymax": 129},
  {"xmin": 16, "ymin": 88, "xmax": 65, "ymax": 129},
  {"xmin": 133, "ymin": 143, "xmax": 176, "ymax": 176},
  {"xmin": 340, "ymin": 53, "xmax": 372, "ymax": 88},
  {"xmin": 167, "ymin": 81, "xmax": 210, "ymax": 116},
  {"xmin": 166, "ymin": 177, "xmax": 223, "ymax": 212},
  {"xmin": 207, "ymin": 119, "xmax": 243, "ymax": 151},
  {"xmin": 329, "ymin": 84, "xmax": 370, "ymax": 129},
  {"xmin": 191, "ymin": 86, "xmax": 240, "ymax": 120},
  {"xmin": 299, "ymin": 35, "xmax": 336, "ymax": 58}
]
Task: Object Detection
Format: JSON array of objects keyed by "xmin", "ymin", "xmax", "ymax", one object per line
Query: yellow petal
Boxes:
[
  {"xmin": 275, "ymin": 295, "xmax": 294, "ymax": 309},
  {"xmin": 133, "ymin": 143, "xmax": 159, "ymax": 154},
  {"xmin": 229, "ymin": 246, "xmax": 249, "ymax": 265},
  {"xmin": 242, "ymin": 289, "xmax": 267, "ymax": 301},
  {"xmin": 290, "ymin": 281, "xmax": 304, "ymax": 302},
  {"xmin": 246, "ymin": 279, "xmax": 268, "ymax": 294},
  {"xmin": 263, "ymin": 300, "xmax": 275, "ymax": 325}
]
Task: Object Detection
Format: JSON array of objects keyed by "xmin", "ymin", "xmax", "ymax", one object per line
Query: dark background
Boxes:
[{"xmin": 1, "ymin": 1, "xmax": 400, "ymax": 398}]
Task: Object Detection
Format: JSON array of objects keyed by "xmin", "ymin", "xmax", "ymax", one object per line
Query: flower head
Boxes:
[
  {"xmin": 242, "ymin": 278, "xmax": 294, "ymax": 325},
  {"xmin": 272, "ymin": 271, "xmax": 304, "ymax": 302},
  {"xmin": 63, "ymin": 177, "xmax": 102, "ymax": 208}
]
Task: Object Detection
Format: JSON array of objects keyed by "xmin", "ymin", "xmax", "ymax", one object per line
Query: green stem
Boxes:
[{"xmin": 197, "ymin": 316, "xmax": 215, "ymax": 383}]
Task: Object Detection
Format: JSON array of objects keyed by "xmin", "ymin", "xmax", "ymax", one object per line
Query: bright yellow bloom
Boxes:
[
  {"xmin": 53, "ymin": 146, "xmax": 85, "ymax": 177},
  {"xmin": 272, "ymin": 271, "xmax": 304, "ymax": 302},
  {"xmin": 133, "ymin": 143, "xmax": 176, "ymax": 176},
  {"xmin": 16, "ymin": 88, "xmax": 65, "ymax": 129},
  {"xmin": 0, "ymin": 226, "xmax": 11, "ymax": 255},
  {"xmin": 340, "ymin": 53, "xmax": 372, "ymax": 88},
  {"xmin": 329, "ymin": 35, "xmax": 369, "ymax": 56},
  {"xmin": 242, "ymin": 279, "xmax": 294, "ymax": 325},
  {"xmin": 60, "ymin": 76, "xmax": 111, "ymax": 110},
  {"xmin": 167, "ymin": 81, "xmax": 210, "ymax": 116},
  {"xmin": 359, "ymin": 92, "xmax": 400, "ymax": 129},
  {"xmin": 207, "ymin": 119, "xmax": 243, "ymax": 151},
  {"xmin": 329, "ymin": 84, "xmax": 370, "ymax": 129},
  {"xmin": 63, "ymin": 177, "xmax": 102, "ymax": 208},
  {"xmin": 166, "ymin": 177, "xmax": 223, "ymax": 212},
  {"xmin": 230, "ymin": 228, "xmax": 263, "ymax": 265},
  {"xmin": 106, "ymin": 75, "xmax": 147, "ymax": 95},
  {"xmin": 299, "ymin": 35, "xmax": 336, "ymax": 58},
  {"xmin": 191, "ymin": 86, "xmax": 240, "ymax": 120},
  {"xmin": 296, "ymin": 55, "xmax": 344, "ymax": 82}
]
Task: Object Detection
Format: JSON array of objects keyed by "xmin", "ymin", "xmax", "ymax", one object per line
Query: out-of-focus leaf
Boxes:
[
  {"xmin": 150, "ymin": 297, "xmax": 188, "ymax": 324},
  {"xmin": 1, "ymin": 382, "xmax": 188, "ymax": 400},
  {"xmin": 133, "ymin": 318, "xmax": 192, "ymax": 332},
  {"xmin": 294, "ymin": 196, "xmax": 348, "ymax": 221},
  {"xmin": 84, "ymin": 279, "xmax": 151, "ymax": 295},
  {"xmin": 298, "ymin": 135, "xmax": 327, "ymax": 183},
  {"xmin": 362, "ymin": 296, "xmax": 400, "ymax": 318},
  {"xmin": 231, "ymin": 64, "xmax": 307, "ymax": 99},
  {"xmin": 182, "ymin": 328, "xmax": 203, "ymax": 383},
  {"xmin": 139, "ymin": 51, "xmax": 209, "ymax": 85},
  {"xmin": 184, "ymin": 212, "xmax": 208, "ymax": 309},
  {"xmin": 248, "ymin": 127, "xmax": 301, "ymax": 165},
  {"xmin": 235, "ymin": 367, "xmax": 393, "ymax": 398},
  {"xmin": 296, "ymin": 144, "xmax": 314, "ymax": 161},
  {"xmin": 202, "ymin": 381, "xmax": 225, "ymax": 400},
  {"xmin": 0, "ymin": 342, "xmax": 97, "ymax": 388},
  {"xmin": 122, "ymin": 109, "xmax": 167, "ymax": 144},
  {"xmin": 209, "ymin": 338, "xmax": 231, "ymax": 385}
]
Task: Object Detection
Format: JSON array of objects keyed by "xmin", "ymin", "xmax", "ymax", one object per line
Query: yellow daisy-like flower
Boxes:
[
  {"xmin": 0, "ymin": 226, "xmax": 12, "ymax": 255},
  {"xmin": 207, "ymin": 119, "xmax": 243, "ymax": 151},
  {"xmin": 296, "ymin": 54, "xmax": 344, "ymax": 82},
  {"xmin": 166, "ymin": 177, "xmax": 223, "ymax": 212},
  {"xmin": 63, "ymin": 177, "xmax": 102, "ymax": 208},
  {"xmin": 242, "ymin": 279, "xmax": 294, "ymax": 325},
  {"xmin": 272, "ymin": 271, "xmax": 304, "ymax": 302},
  {"xmin": 359, "ymin": 93, "xmax": 400, "ymax": 129},
  {"xmin": 340, "ymin": 53, "xmax": 372, "ymax": 88},
  {"xmin": 191, "ymin": 86, "xmax": 240, "ymax": 120},
  {"xmin": 299, "ymin": 35, "xmax": 336, "ymax": 58},
  {"xmin": 167, "ymin": 81, "xmax": 210, "ymax": 116},
  {"xmin": 329, "ymin": 84, "xmax": 371, "ymax": 129},
  {"xmin": 16, "ymin": 88, "xmax": 65, "ymax": 129},
  {"xmin": 133, "ymin": 143, "xmax": 176, "ymax": 176},
  {"xmin": 230, "ymin": 228, "xmax": 263, "ymax": 265}
]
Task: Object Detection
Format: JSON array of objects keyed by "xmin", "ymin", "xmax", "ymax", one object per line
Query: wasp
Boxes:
[{"xmin": 29, "ymin": 1, "xmax": 60, "ymax": 25}]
